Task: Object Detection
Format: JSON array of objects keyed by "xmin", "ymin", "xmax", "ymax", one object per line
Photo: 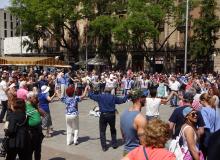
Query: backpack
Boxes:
[{"xmin": 169, "ymin": 134, "xmax": 184, "ymax": 160}]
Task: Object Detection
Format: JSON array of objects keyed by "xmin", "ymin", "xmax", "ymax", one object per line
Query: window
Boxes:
[
  {"xmin": 11, "ymin": 31, "xmax": 13, "ymax": 37},
  {"xmin": 11, "ymin": 22, "xmax": 13, "ymax": 29},
  {"xmin": 4, "ymin": 13, "xmax": 6, "ymax": 20},
  {"xmin": 4, "ymin": 21, "xmax": 7, "ymax": 29},
  {"xmin": 10, "ymin": 15, "xmax": 12, "ymax": 20},
  {"xmin": 4, "ymin": 30, "xmax": 7, "ymax": 37}
]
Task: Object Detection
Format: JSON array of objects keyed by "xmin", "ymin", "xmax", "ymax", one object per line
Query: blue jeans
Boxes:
[{"xmin": 170, "ymin": 95, "xmax": 178, "ymax": 107}]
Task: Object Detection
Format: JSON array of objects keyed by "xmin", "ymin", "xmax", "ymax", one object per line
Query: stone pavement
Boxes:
[{"xmin": 0, "ymin": 99, "xmax": 175, "ymax": 160}]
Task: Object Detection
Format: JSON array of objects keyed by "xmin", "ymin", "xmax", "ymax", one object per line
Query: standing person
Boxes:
[
  {"xmin": 145, "ymin": 88, "xmax": 170, "ymax": 121},
  {"xmin": 199, "ymin": 93, "xmax": 220, "ymax": 158},
  {"xmin": 168, "ymin": 76, "xmax": 180, "ymax": 107},
  {"xmin": 5, "ymin": 98, "xmax": 30, "ymax": 160},
  {"xmin": 120, "ymin": 89, "xmax": 147, "ymax": 156},
  {"xmin": 0, "ymin": 75, "xmax": 8, "ymax": 123},
  {"xmin": 17, "ymin": 81, "xmax": 28, "ymax": 101},
  {"xmin": 26, "ymin": 91, "xmax": 44, "ymax": 160},
  {"xmin": 168, "ymin": 91, "xmax": 205, "ymax": 138},
  {"xmin": 60, "ymin": 85, "xmax": 89, "ymax": 145},
  {"xmin": 121, "ymin": 119, "xmax": 175, "ymax": 160},
  {"xmin": 57, "ymin": 72, "xmax": 67, "ymax": 97},
  {"xmin": 122, "ymin": 76, "xmax": 134, "ymax": 96},
  {"xmin": 88, "ymin": 87, "xmax": 128, "ymax": 151},
  {"xmin": 38, "ymin": 85, "xmax": 56, "ymax": 138},
  {"xmin": 180, "ymin": 107, "xmax": 204, "ymax": 160}
]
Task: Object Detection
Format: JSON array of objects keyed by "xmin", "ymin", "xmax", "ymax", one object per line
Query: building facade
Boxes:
[{"xmin": 0, "ymin": 9, "xmax": 20, "ymax": 55}]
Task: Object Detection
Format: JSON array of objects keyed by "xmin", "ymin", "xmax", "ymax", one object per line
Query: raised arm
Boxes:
[{"xmin": 79, "ymin": 85, "xmax": 89, "ymax": 100}]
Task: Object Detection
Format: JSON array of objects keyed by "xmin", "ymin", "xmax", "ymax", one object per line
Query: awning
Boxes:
[{"xmin": 0, "ymin": 57, "xmax": 71, "ymax": 68}]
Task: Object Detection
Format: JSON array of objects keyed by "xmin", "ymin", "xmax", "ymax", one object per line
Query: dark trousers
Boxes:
[
  {"xmin": 28, "ymin": 125, "xmax": 44, "ymax": 160},
  {"xmin": 0, "ymin": 100, "xmax": 8, "ymax": 121},
  {"xmin": 6, "ymin": 148, "xmax": 28, "ymax": 160},
  {"xmin": 99, "ymin": 112, "xmax": 116, "ymax": 149}
]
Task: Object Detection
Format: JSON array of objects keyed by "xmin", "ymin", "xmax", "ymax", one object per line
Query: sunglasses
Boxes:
[{"xmin": 190, "ymin": 112, "xmax": 198, "ymax": 117}]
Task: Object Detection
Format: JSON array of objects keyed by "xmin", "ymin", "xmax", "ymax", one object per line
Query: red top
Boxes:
[{"xmin": 127, "ymin": 146, "xmax": 176, "ymax": 160}]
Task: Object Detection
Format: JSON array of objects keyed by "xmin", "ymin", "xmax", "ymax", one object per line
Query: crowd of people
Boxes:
[{"xmin": 0, "ymin": 67, "xmax": 219, "ymax": 160}]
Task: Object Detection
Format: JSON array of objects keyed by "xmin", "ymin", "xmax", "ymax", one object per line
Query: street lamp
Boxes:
[{"xmin": 184, "ymin": 0, "xmax": 189, "ymax": 74}]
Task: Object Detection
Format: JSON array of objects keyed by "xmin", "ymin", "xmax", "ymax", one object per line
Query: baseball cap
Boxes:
[
  {"xmin": 129, "ymin": 89, "xmax": 147, "ymax": 100},
  {"xmin": 182, "ymin": 107, "xmax": 193, "ymax": 117}
]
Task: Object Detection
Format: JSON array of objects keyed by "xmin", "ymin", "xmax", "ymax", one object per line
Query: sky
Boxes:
[{"xmin": 0, "ymin": 0, "xmax": 10, "ymax": 9}]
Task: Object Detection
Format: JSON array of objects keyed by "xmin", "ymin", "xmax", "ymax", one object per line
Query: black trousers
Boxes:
[
  {"xmin": 99, "ymin": 112, "xmax": 116, "ymax": 149},
  {"xmin": 0, "ymin": 100, "xmax": 8, "ymax": 122},
  {"xmin": 6, "ymin": 148, "xmax": 28, "ymax": 160},
  {"xmin": 28, "ymin": 125, "xmax": 44, "ymax": 160}
]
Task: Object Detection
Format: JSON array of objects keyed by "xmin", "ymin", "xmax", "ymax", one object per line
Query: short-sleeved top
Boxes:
[
  {"xmin": 145, "ymin": 97, "xmax": 161, "ymax": 116},
  {"xmin": 38, "ymin": 92, "xmax": 50, "ymax": 113},
  {"xmin": 201, "ymin": 107, "xmax": 220, "ymax": 132},
  {"xmin": 25, "ymin": 102, "xmax": 41, "ymax": 127},
  {"xmin": 169, "ymin": 106, "xmax": 205, "ymax": 138},
  {"xmin": 127, "ymin": 146, "xmax": 176, "ymax": 160},
  {"xmin": 0, "ymin": 80, "xmax": 8, "ymax": 101},
  {"xmin": 61, "ymin": 96, "xmax": 81, "ymax": 115}
]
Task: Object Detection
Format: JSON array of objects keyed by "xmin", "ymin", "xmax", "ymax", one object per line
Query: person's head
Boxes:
[
  {"xmin": 129, "ymin": 89, "xmax": 147, "ymax": 107},
  {"xmin": 12, "ymin": 98, "xmax": 26, "ymax": 112},
  {"xmin": 183, "ymin": 91, "xmax": 194, "ymax": 104},
  {"xmin": 9, "ymin": 83, "xmax": 16, "ymax": 91},
  {"xmin": 19, "ymin": 80, "xmax": 27, "ymax": 89},
  {"xmin": 183, "ymin": 107, "xmax": 198, "ymax": 124},
  {"xmin": 27, "ymin": 91, "xmax": 39, "ymax": 107},
  {"xmin": 143, "ymin": 119, "xmax": 170, "ymax": 148},
  {"xmin": 208, "ymin": 86, "xmax": 220, "ymax": 97},
  {"xmin": 149, "ymin": 88, "xmax": 157, "ymax": 98},
  {"xmin": 104, "ymin": 87, "xmax": 112, "ymax": 93},
  {"xmin": 66, "ymin": 86, "xmax": 75, "ymax": 97},
  {"xmin": 200, "ymin": 93, "xmax": 215, "ymax": 108}
]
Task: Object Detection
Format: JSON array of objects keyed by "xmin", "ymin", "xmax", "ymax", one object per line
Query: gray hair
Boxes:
[{"xmin": 27, "ymin": 91, "xmax": 38, "ymax": 99}]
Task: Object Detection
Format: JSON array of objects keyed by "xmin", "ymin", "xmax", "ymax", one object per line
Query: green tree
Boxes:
[
  {"xmin": 190, "ymin": 0, "xmax": 220, "ymax": 63},
  {"xmin": 9, "ymin": 0, "xmax": 84, "ymax": 63}
]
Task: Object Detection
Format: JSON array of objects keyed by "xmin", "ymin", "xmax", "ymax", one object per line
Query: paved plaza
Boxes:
[{"xmin": 0, "ymin": 99, "xmax": 174, "ymax": 160}]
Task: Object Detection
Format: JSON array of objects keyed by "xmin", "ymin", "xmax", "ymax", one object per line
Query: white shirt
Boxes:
[
  {"xmin": 169, "ymin": 80, "xmax": 180, "ymax": 91},
  {"xmin": 140, "ymin": 79, "xmax": 150, "ymax": 89},
  {"xmin": 0, "ymin": 80, "xmax": 8, "ymax": 101},
  {"xmin": 145, "ymin": 97, "xmax": 161, "ymax": 116},
  {"xmin": 105, "ymin": 78, "xmax": 116, "ymax": 88}
]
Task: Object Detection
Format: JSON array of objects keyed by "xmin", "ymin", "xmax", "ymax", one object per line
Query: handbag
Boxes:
[{"xmin": 143, "ymin": 146, "xmax": 149, "ymax": 160}]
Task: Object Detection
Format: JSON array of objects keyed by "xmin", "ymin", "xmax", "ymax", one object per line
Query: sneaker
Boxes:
[
  {"xmin": 74, "ymin": 141, "xmax": 79, "ymax": 145},
  {"xmin": 112, "ymin": 144, "xmax": 118, "ymax": 149}
]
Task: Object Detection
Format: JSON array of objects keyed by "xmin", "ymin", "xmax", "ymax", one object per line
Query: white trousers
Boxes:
[
  {"xmin": 61, "ymin": 84, "xmax": 66, "ymax": 97},
  {"xmin": 66, "ymin": 114, "xmax": 79, "ymax": 145}
]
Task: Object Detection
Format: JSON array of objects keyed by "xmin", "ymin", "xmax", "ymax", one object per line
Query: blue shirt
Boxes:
[
  {"xmin": 57, "ymin": 77, "xmax": 66, "ymax": 85},
  {"xmin": 201, "ymin": 107, "xmax": 220, "ymax": 133},
  {"xmin": 61, "ymin": 96, "xmax": 80, "ymax": 115},
  {"xmin": 88, "ymin": 92, "xmax": 128, "ymax": 113},
  {"xmin": 38, "ymin": 92, "xmax": 50, "ymax": 113}
]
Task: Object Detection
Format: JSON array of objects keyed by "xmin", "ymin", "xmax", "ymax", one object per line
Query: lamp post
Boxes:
[
  {"xmin": 20, "ymin": 19, "xmax": 22, "ymax": 54},
  {"xmin": 85, "ymin": 21, "xmax": 88, "ymax": 71},
  {"xmin": 184, "ymin": 0, "xmax": 189, "ymax": 74}
]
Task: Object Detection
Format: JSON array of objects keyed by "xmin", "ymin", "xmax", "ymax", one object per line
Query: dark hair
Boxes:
[
  {"xmin": 149, "ymin": 88, "xmax": 157, "ymax": 98},
  {"xmin": 13, "ymin": 98, "xmax": 26, "ymax": 112}
]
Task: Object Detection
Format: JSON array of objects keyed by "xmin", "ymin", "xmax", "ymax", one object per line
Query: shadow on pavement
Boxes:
[
  {"xmin": 51, "ymin": 130, "xmax": 66, "ymax": 137},
  {"xmin": 78, "ymin": 136, "xmax": 90, "ymax": 144},
  {"xmin": 49, "ymin": 157, "xmax": 65, "ymax": 160}
]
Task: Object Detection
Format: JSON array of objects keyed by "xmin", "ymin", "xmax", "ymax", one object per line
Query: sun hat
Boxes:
[
  {"xmin": 182, "ymin": 107, "xmax": 193, "ymax": 117},
  {"xmin": 41, "ymin": 85, "xmax": 50, "ymax": 93},
  {"xmin": 129, "ymin": 89, "xmax": 147, "ymax": 100}
]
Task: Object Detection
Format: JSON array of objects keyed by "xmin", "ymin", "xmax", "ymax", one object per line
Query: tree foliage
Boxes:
[{"xmin": 190, "ymin": 0, "xmax": 220, "ymax": 59}]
